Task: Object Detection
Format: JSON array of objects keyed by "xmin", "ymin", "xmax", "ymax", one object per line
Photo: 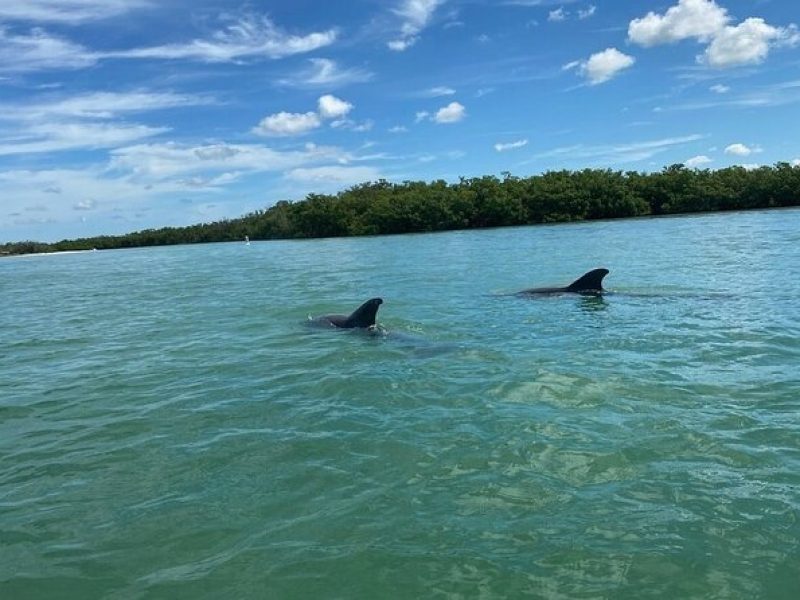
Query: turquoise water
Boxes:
[{"xmin": 2, "ymin": 209, "xmax": 800, "ymax": 599}]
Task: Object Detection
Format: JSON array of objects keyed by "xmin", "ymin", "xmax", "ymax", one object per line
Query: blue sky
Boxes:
[{"xmin": 1, "ymin": 0, "xmax": 799, "ymax": 242}]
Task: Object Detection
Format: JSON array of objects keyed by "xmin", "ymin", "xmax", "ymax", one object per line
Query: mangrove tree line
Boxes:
[{"xmin": 3, "ymin": 163, "xmax": 799, "ymax": 255}]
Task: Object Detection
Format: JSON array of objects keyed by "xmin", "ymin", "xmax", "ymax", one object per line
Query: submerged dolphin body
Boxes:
[
  {"xmin": 310, "ymin": 298, "xmax": 383, "ymax": 329},
  {"xmin": 518, "ymin": 268, "xmax": 610, "ymax": 296}
]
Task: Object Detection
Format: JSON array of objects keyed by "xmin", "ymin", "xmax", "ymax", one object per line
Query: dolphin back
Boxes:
[
  {"xmin": 565, "ymin": 268, "xmax": 609, "ymax": 293},
  {"xmin": 344, "ymin": 297, "xmax": 383, "ymax": 328}
]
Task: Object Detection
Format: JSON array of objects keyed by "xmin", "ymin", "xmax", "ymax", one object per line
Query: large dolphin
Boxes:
[
  {"xmin": 518, "ymin": 268, "xmax": 609, "ymax": 296},
  {"xmin": 310, "ymin": 298, "xmax": 383, "ymax": 329}
]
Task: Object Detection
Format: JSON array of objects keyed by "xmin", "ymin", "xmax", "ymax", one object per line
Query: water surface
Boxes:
[{"xmin": 2, "ymin": 209, "xmax": 799, "ymax": 598}]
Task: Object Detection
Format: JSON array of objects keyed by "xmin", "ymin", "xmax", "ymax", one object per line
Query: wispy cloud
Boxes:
[
  {"xmin": 388, "ymin": 0, "xmax": 445, "ymax": 51},
  {"xmin": 495, "ymin": 139, "xmax": 528, "ymax": 152},
  {"xmin": 0, "ymin": 139, "xmax": 383, "ymax": 228},
  {"xmin": 276, "ymin": 58, "xmax": 372, "ymax": 88},
  {"xmin": 534, "ymin": 134, "xmax": 706, "ymax": 164},
  {"xmin": 0, "ymin": 122, "xmax": 168, "ymax": 156},
  {"xmin": 0, "ymin": 91, "xmax": 213, "ymax": 121},
  {"xmin": 73, "ymin": 198, "xmax": 97, "ymax": 210},
  {"xmin": 0, "ymin": 91, "xmax": 212, "ymax": 157},
  {"xmin": 665, "ymin": 79, "xmax": 800, "ymax": 111},
  {"xmin": 285, "ymin": 165, "xmax": 381, "ymax": 184},
  {"xmin": 0, "ymin": 0, "xmax": 151, "ymax": 24},
  {"xmin": 0, "ymin": 14, "xmax": 337, "ymax": 73},
  {"xmin": 0, "ymin": 27, "xmax": 98, "ymax": 72},
  {"xmin": 418, "ymin": 86, "xmax": 456, "ymax": 97},
  {"xmin": 109, "ymin": 141, "xmax": 348, "ymax": 181},
  {"xmin": 503, "ymin": 0, "xmax": 579, "ymax": 6},
  {"xmin": 108, "ymin": 14, "xmax": 337, "ymax": 62}
]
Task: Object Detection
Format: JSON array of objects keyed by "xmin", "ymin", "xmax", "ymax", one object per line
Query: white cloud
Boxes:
[
  {"xmin": 578, "ymin": 5, "xmax": 596, "ymax": 20},
  {"xmin": 389, "ymin": 125, "xmax": 408, "ymax": 133},
  {"xmin": 433, "ymin": 101, "xmax": 465, "ymax": 123},
  {"xmin": 276, "ymin": 58, "xmax": 372, "ymax": 88},
  {"xmin": 318, "ymin": 94, "xmax": 353, "ymax": 119},
  {"xmin": 494, "ymin": 139, "xmax": 529, "ymax": 152},
  {"xmin": 253, "ymin": 95, "xmax": 355, "ymax": 137},
  {"xmin": 548, "ymin": 8, "xmax": 567, "ymax": 22},
  {"xmin": 108, "ymin": 14, "xmax": 337, "ymax": 62},
  {"xmin": 388, "ymin": 0, "xmax": 445, "ymax": 51},
  {"xmin": 685, "ymin": 154, "xmax": 712, "ymax": 167},
  {"xmin": 724, "ymin": 143, "xmax": 760, "ymax": 156},
  {"xmin": 570, "ymin": 48, "xmax": 635, "ymax": 85},
  {"xmin": 0, "ymin": 0, "xmax": 150, "ymax": 24},
  {"xmin": 253, "ymin": 111, "xmax": 321, "ymax": 137},
  {"xmin": 792, "ymin": 158, "xmax": 800, "ymax": 167},
  {"xmin": 415, "ymin": 110, "xmax": 430, "ymax": 122},
  {"xmin": 701, "ymin": 18, "xmax": 789, "ymax": 68},
  {"xmin": 628, "ymin": 1, "xmax": 798, "ymax": 69},
  {"xmin": 628, "ymin": 0, "xmax": 730, "ymax": 47},
  {"xmin": 0, "ymin": 27, "xmax": 97, "ymax": 72},
  {"xmin": 710, "ymin": 84, "xmax": 730, "ymax": 94}
]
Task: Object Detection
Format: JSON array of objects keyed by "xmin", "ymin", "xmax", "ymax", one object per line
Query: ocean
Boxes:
[{"xmin": 2, "ymin": 208, "xmax": 799, "ymax": 598}]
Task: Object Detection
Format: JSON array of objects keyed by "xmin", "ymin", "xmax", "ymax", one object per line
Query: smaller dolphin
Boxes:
[
  {"xmin": 518, "ymin": 268, "xmax": 609, "ymax": 296},
  {"xmin": 310, "ymin": 298, "xmax": 383, "ymax": 329}
]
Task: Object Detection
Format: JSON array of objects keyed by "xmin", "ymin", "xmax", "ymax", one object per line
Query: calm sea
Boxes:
[{"xmin": 2, "ymin": 209, "xmax": 799, "ymax": 599}]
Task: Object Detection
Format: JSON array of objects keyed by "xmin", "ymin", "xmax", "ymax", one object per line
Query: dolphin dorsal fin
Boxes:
[
  {"xmin": 345, "ymin": 298, "xmax": 383, "ymax": 328},
  {"xmin": 565, "ymin": 268, "xmax": 609, "ymax": 292}
]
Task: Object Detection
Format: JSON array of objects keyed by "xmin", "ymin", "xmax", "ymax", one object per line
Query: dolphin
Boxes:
[
  {"xmin": 518, "ymin": 268, "xmax": 609, "ymax": 296},
  {"xmin": 310, "ymin": 298, "xmax": 383, "ymax": 329}
]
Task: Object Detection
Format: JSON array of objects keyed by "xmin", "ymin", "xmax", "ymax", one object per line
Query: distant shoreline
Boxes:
[
  {"xmin": 0, "ymin": 249, "xmax": 96, "ymax": 259},
  {"xmin": 3, "ymin": 164, "xmax": 799, "ymax": 256},
  {"xmin": 4, "ymin": 205, "xmax": 799, "ymax": 259}
]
